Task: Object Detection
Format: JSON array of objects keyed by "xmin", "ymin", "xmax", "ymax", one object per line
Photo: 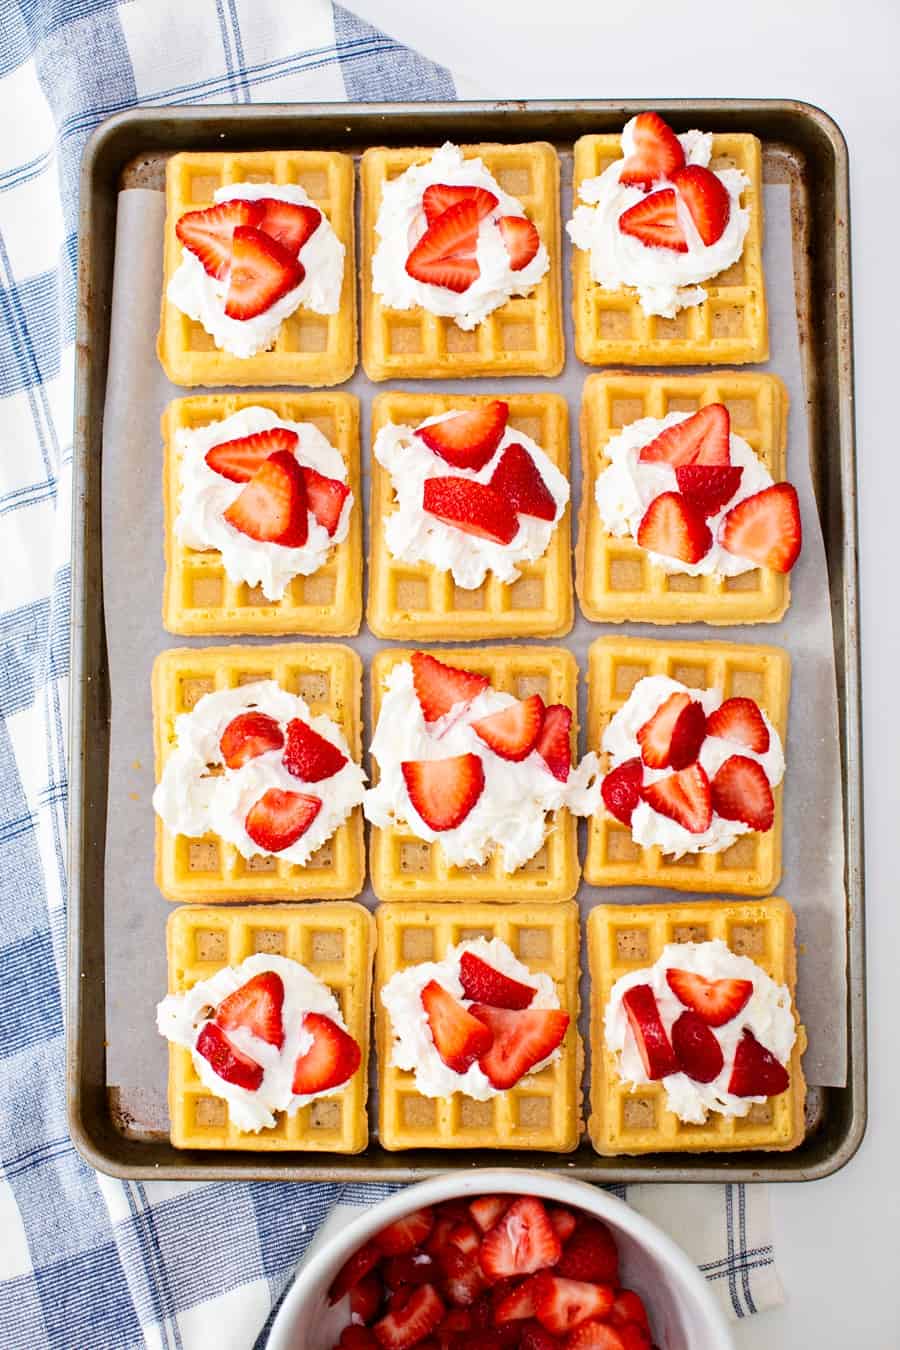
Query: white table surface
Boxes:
[{"xmin": 355, "ymin": 1, "xmax": 898, "ymax": 1341}]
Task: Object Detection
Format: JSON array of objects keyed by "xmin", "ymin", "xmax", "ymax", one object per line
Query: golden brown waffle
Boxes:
[
  {"xmin": 166, "ymin": 903, "xmax": 374, "ymax": 1151},
  {"xmin": 369, "ymin": 646, "xmax": 583, "ymax": 903},
  {"xmin": 367, "ymin": 392, "xmax": 573, "ymax": 640},
  {"xmin": 162, "ymin": 392, "xmax": 362, "ymax": 637},
  {"xmin": 158, "ymin": 150, "xmax": 357, "ymax": 387},
  {"xmin": 571, "ymin": 134, "xmax": 767, "ymax": 366},
  {"xmin": 153, "ymin": 644, "xmax": 365, "ymax": 902},
  {"xmin": 576, "ymin": 373, "xmax": 790, "ymax": 625},
  {"xmin": 375, "ymin": 901, "xmax": 581, "ymax": 1151},
  {"xmin": 360, "ymin": 143, "xmax": 564, "ymax": 380},
  {"xmin": 588, "ymin": 898, "xmax": 806, "ymax": 1154},
  {"xmin": 584, "ymin": 636, "xmax": 789, "ymax": 895}
]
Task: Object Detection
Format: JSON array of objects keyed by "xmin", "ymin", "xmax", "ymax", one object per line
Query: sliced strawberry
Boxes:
[
  {"xmin": 636, "ymin": 492, "xmax": 712, "ymax": 564},
  {"xmin": 422, "ymin": 477, "xmax": 519, "ymax": 544},
  {"xmin": 601, "ymin": 758, "xmax": 643, "ymax": 826},
  {"xmin": 636, "ymin": 692, "xmax": 706, "ymax": 771},
  {"xmin": 497, "ymin": 215, "xmax": 540, "ymax": 270},
  {"xmin": 489, "ymin": 442, "xmax": 557, "ymax": 520},
  {"xmin": 438, "ymin": 1246, "xmax": 487, "ymax": 1307},
  {"xmin": 339, "ymin": 1328, "xmax": 380, "ymax": 1350},
  {"xmin": 478, "ymin": 1197, "xmax": 562, "ymax": 1282},
  {"xmin": 219, "ymin": 711, "xmax": 284, "ymax": 769},
  {"xmin": 223, "ymin": 449, "xmax": 308, "ymax": 547},
  {"xmin": 533, "ymin": 1274, "xmax": 615, "ymax": 1336},
  {"xmin": 556, "ymin": 1220, "xmax": 618, "ymax": 1284},
  {"xmin": 376, "ymin": 1208, "xmax": 436, "ymax": 1256},
  {"xmin": 447, "ymin": 1221, "xmax": 481, "ymax": 1256},
  {"xmin": 674, "ymin": 465, "xmax": 743, "ymax": 517},
  {"xmin": 618, "ymin": 189, "xmax": 687, "ymax": 252},
  {"xmin": 205, "ymin": 426, "xmax": 299, "ymax": 483},
  {"xmin": 468, "ymin": 1195, "xmax": 509, "ymax": 1232},
  {"xmin": 728, "ymin": 1028, "xmax": 790, "ymax": 1097},
  {"xmin": 472, "ymin": 694, "xmax": 545, "ymax": 762},
  {"xmin": 422, "ymin": 183, "xmax": 498, "ymax": 226},
  {"xmin": 535, "ymin": 704, "xmax": 572, "ymax": 782},
  {"xmin": 374, "ymin": 1284, "xmax": 445, "ymax": 1349},
  {"xmin": 402, "ymin": 754, "xmax": 485, "ymax": 831},
  {"xmin": 418, "ymin": 401, "xmax": 509, "ymax": 472},
  {"xmin": 351, "ymin": 1273, "xmax": 385, "ymax": 1325},
  {"xmin": 255, "ymin": 198, "xmax": 321, "ymax": 254},
  {"xmin": 459, "ymin": 951, "xmax": 536, "ymax": 1010},
  {"xmin": 671, "ymin": 1010, "xmax": 724, "ymax": 1083},
  {"xmin": 718, "ymin": 482, "xmax": 802, "ymax": 572},
  {"xmin": 705, "ymin": 696, "xmax": 770, "ymax": 753},
  {"xmin": 666, "ymin": 967, "xmax": 754, "ymax": 1027},
  {"xmin": 383, "ymin": 1255, "xmax": 436, "ymax": 1291},
  {"xmin": 427, "ymin": 1204, "xmax": 473, "ymax": 1258},
  {"xmin": 710, "ymin": 754, "xmax": 775, "ymax": 832},
  {"xmin": 175, "ymin": 199, "xmax": 263, "ymax": 279},
  {"xmin": 470, "ymin": 1005, "xmax": 570, "ymax": 1091},
  {"xmin": 283, "ymin": 717, "xmax": 347, "ymax": 782},
  {"xmin": 215, "ymin": 971, "xmax": 285, "ymax": 1049},
  {"xmin": 224, "ymin": 225, "xmax": 304, "ymax": 320},
  {"xmin": 406, "ymin": 200, "xmax": 481, "ymax": 293},
  {"xmin": 618, "ymin": 112, "xmax": 685, "ymax": 189},
  {"xmin": 303, "ymin": 466, "xmax": 350, "ymax": 536},
  {"xmin": 330, "ymin": 1242, "xmax": 381, "ymax": 1303},
  {"xmin": 520, "ymin": 1320, "xmax": 564, "ymax": 1350},
  {"xmin": 639, "ymin": 404, "xmax": 731, "ymax": 467},
  {"xmin": 411, "ymin": 651, "xmax": 490, "ymax": 723},
  {"xmin": 566, "ymin": 1324, "xmax": 644, "ymax": 1350},
  {"xmin": 435, "ymin": 1306, "xmax": 473, "ymax": 1341},
  {"xmin": 291, "ymin": 1012, "xmax": 360, "ymax": 1095},
  {"xmin": 245, "ymin": 788, "xmax": 321, "ymax": 851},
  {"xmin": 671, "ymin": 164, "xmax": 730, "ymax": 245},
  {"xmin": 642, "ymin": 763, "xmax": 712, "ymax": 834},
  {"xmin": 421, "ymin": 981, "xmax": 493, "ymax": 1074},
  {"xmin": 548, "ymin": 1207, "xmax": 578, "ymax": 1243},
  {"xmin": 494, "ymin": 1272, "xmax": 544, "ymax": 1321},
  {"xmin": 621, "ymin": 984, "xmax": 679, "ymax": 1080},
  {"xmin": 608, "ymin": 1290, "xmax": 650, "ymax": 1331},
  {"xmin": 195, "ymin": 1021, "xmax": 262, "ymax": 1091}
]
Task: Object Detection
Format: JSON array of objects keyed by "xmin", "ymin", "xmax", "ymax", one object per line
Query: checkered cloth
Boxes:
[{"xmin": 0, "ymin": 2, "xmax": 784, "ymax": 1345}]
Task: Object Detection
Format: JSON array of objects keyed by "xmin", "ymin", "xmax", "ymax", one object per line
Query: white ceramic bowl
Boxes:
[{"xmin": 267, "ymin": 1169, "xmax": 735, "ymax": 1350}]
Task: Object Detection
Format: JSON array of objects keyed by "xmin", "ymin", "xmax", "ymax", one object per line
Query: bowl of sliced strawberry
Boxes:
[{"xmin": 266, "ymin": 1171, "xmax": 733, "ymax": 1350}]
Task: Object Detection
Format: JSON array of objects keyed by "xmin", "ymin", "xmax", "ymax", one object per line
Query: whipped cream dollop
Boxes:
[
  {"xmin": 566, "ymin": 120, "xmax": 749, "ymax": 318},
  {"xmin": 381, "ymin": 936, "xmax": 561, "ymax": 1100},
  {"xmin": 175, "ymin": 405, "xmax": 353, "ymax": 601},
  {"xmin": 152, "ymin": 681, "xmax": 366, "ymax": 865},
  {"xmin": 371, "ymin": 142, "xmax": 549, "ymax": 330},
  {"xmin": 595, "ymin": 412, "xmax": 771, "ymax": 577},
  {"xmin": 602, "ymin": 674, "xmax": 784, "ymax": 857},
  {"xmin": 373, "ymin": 411, "xmax": 568, "ymax": 589},
  {"xmin": 167, "ymin": 182, "xmax": 345, "ymax": 357},
  {"xmin": 605, "ymin": 939, "xmax": 796, "ymax": 1123},
  {"xmin": 157, "ymin": 953, "xmax": 354, "ymax": 1131},
  {"xmin": 364, "ymin": 662, "xmax": 601, "ymax": 871}
]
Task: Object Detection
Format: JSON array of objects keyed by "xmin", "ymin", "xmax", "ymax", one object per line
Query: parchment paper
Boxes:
[{"xmin": 102, "ymin": 167, "xmax": 846, "ymax": 1136}]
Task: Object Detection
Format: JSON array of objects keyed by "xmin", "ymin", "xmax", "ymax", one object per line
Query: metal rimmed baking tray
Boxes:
[{"xmin": 68, "ymin": 99, "xmax": 865, "ymax": 1183}]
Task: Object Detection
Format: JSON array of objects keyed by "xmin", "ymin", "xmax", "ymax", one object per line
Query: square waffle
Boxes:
[
  {"xmin": 158, "ymin": 150, "xmax": 357, "ymax": 387},
  {"xmin": 584, "ymin": 636, "xmax": 790, "ymax": 895},
  {"xmin": 571, "ymin": 133, "xmax": 767, "ymax": 366},
  {"xmin": 375, "ymin": 901, "xmax": 582, "ymax": 1152},
  {"xmin": 153, "ymin": 644, "xmax": 365, "ymax": 902},
  {"xmin": 360, "ymin": 143, "xmax": 564, "ymax": 380},
  {"xmin": 369, "ymin": 646, "xmax": 582, "ymax": 903},
  {"xmin": 587, "ymin": 898, "xmax": 806, "ymax": 1154},
  {"xmin": 576, "ymin": 372, "xmax": 790, "ymax": 625},
  {"xmin": 166, "ymin": 902, "xmax": 374, "ymax": 1151},
  {"xmin": 162, "ymin": 391, "xmax": 362, "ymax": 637},
  {"xmin": 367, "ymin": 391, "xmax": 573, "ymax": 640}
]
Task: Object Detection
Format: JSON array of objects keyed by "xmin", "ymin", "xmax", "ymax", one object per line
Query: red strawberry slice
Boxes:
[
  {"xmin": 376, "ymin": 1208, "xmax": 436, "ymax": 1256},
  {"xmin": 671, "ymin": 1010, "xmax": 724, "ymax": 1083},
  {"xmin": 406, "ymin": 199, "xmax": 481, "ymax": 293},
  {"xmin": 175, "ymin": 199, "xmax": 264, "ymax": 279},
  {"xmin": 636, "ymin": 691, "xmax": 706, "ymax": 770},
  {"xmin": 374, "ymin": 1284, "xmax": 445, "ymax": 1349},
  {"xmin": 418, "ymin": 400, "xmax": 509, "ymax": 471},
  {"xmin": 195, "ymin": 1021, "xmax": 263, "ymax": 1091},
  {"xmin": 621, "ymin": 984, "xmax": 679, "ymax": 1080},
  {"xmin": 718, "ymin": 482, "xmax": 802, "ymax": 572},
  {"xmin": 422, "ymin": 477, "xmax": 519, "ymax": 544},
  {"xmin": 283, "ymin": 717, "xmax": 347, "ymax": 782},
  {"xmin": 339, "ymin": 1329, "xmax": 380, "ymax": 1350},
  {"xmin": 382, "ymin": 1254, "xmax": 436, "ymax": 1291},
  {"xmin": 470, "ymin": 1005, "xmax": 570, "ymax": 1091},
  {"xmin": 556, "ymin": 1220, "xmax": 618, "ymax": 1285},
  {"xmin": 459, "ymin": 950, "xmax": 536, "ymax": 1010},
  {"xmin": 219, "ymin": 711, "xmax": 284, "ymax": 768},
  {"xmin": 402, "ymin": 754, "xmax": 485, "ymax": 832},
  {"xmin": 245, "ymin": 788, "xmax": 322, "ymax": 851},
  {"xmin": 601, "ymin": 758, "xmax": 643, "ymax": 826},
  {"xmin": 446, "ymin": 1221, "xmax": 481, "ymax": 1256},
  {"xmin": 439, "ymin": 1246, "xmax": 487, "ymax": 1308},
  {"xmin": 674, "ymin": 465, "xmax": 743, "ymax": 517},
  {"xmin": 205, "ymin": 426, "xmax": 299, "ymax": 483},
  {"xmin": 609, "ymin": 1289, "xmax": 651, "ymax": 1330},
  {"xmin": 351, "ymin": 1273, "xmax": 384, "ymax": 1326},
  {"xmin": 711, "ymin": 754, "xmax": 774, "ymax": 832},
  {"xmin": 489, "ymin": 442, "xmax": 557, "ymax": 521},
  {"xmin": 637, "ymin": 492, "xmax": 712, "ymax": 564},
  {"xmin": 497, "ymin": 215, "xmax": 541, "ymax": 270},
  {"xmin": 410, "ymin": 652, "xmax": 490, "ymax": 722},
  {"xmin": 642, "ymin": 763, "xmax": 712, "ymax": 834},
  {"xmin": 666, "ymin": 968, "xmax": 754, "ymax": 1027},
  {"xmin": 291, "ymin": 1012, "xmax": 361, "ymax": 1094},
  {"xmin": 519, "ymin": 1320, "xmax": 564, "ymax": 1350},
  {"xmin": 535, "ymin": 704, "xmax": 572, "ymax": 783},
  {"xmin": 638, "ymin": 404, "xmax": 731, "ymax": 467},
  {"xmin": 224, "ymin": 225, "xmax": 304, "ymax": 320},
  {"xmin": 567, "ymin": 1323, "xmax": 642, "ymax": 1350},
  {"xmin": 618, "ymin": 189, "xmax": 687, "ymax": 252},
  {"xmin": 469, "ymin": 1196, "xmax": 509, "ymax": 1233},
  {"xmin": 255, "ymin": 198, "xmax": 321, "ymax": 254},
  {"xmin": 671, "ymin": 164, "xmax": 730, "ymax": 245},
  {"xmin": 215, "ymin": 971, "xmax": 285, "ymax": 1049},
  {"xmin": 727, "ymin": 1028, "xmax": 790, "ymax": 1097},
  {"xmin": 223, "ymin": 449, "xmax": 308, "ymax": 547},
  {"xmin": 422, "ymin": 183, "xmax": 499, "ymax": 226},
  {"xmin": 494, "ymin": 1272, "xmax": 544, "ymax": 1321},
  {"xmin": 705, "ymin": 696, "xmax": 770, "ymax": 753},
  {"xmin": 302, "ymin": 466, "xmax": 350, "ymax": 536},
  {"xmin": 548, "ymin": 1207, "xmax": 577, "ymax": 1243},
  {"xmin": 618, "ymin": 112, "xmax": 685, "ymax": 189},
  {"xmin": 472, "ymin": 694, "xmax": 545, "ymax": 763},
  {"xmin": 420, "ymin": 981, "xmax": 493, "ymax": 1074},
  {"xmin": 329, "ymin": 1241, "xmax": 381, "ymax": 1303},
  {"xmin": 478, "ymin": 1197, "xmax": 562, "ymax": 1282},
  {"xmin": 532, "ymin": 1274, "xmax": 615, "ymax": 1335}
]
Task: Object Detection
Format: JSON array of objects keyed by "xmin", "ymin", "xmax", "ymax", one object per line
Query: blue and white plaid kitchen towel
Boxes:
[{"xmin": 0, "ymin": 2, "xmax": 784, "ymax": 1345}]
